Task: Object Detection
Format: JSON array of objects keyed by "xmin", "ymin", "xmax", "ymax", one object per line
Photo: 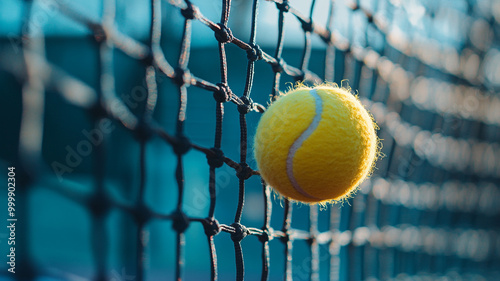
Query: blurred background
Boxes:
[{"xmin": 0, "ymin": 0, "xmax": 500, "ymax": 280}]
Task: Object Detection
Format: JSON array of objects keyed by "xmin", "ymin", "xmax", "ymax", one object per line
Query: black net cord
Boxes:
[
  {"xmin": 175, "ymin": 73, "xmax": 189, "ymax": 135},
  {"xmin": 171, "ymin": 7, "xmax": 191, "ymax": 280},
  {"xmin": 178, "ymin": 22, "xmax": 192, "ymax": 72},
  {"xmin": 271, "ymin": 0, "xmax": 286, "ymax": 99},
  {"xmin": 260, "ymin": 240, "xmax": 271, "ymax": 281},
  {"xmin": 309, "ymin": 206, "xmax": 320, "ymax": 281},
  {"xmin": 136, "ymin": 141, "xmax": 147, "ymax": 281},
  {"xmin": 204, "ymin": 90, "xmax": 223, "ymax": 281},
  {"xmin": 233, "ymin": 112, "xmax": 248, "ymax": 281},
  {"xmin": 242, "ymin": 0, "xmax": 260, "ymax": 101},
  {"xmin": 260, "ymin": 180, "xmax": 272, "ymax": 281},
  {"xmin": 282, "ymin": 200, "xmax": 293, "ymax": 281},
  {"xmin": 235, "ymin": 114, "xmax": 247, "ymax": 223},
  {"xmin": 174, "ymin": 152, "xmax": 185, "ymax": 280},
  {"xmin": 208, "ymin": 235, "xmax": 218, "ymax": 281},
  {"xmin": 134, "ymin": 0, "xmax": 163, "ymax": 269},
  {"xmin": 172, "ymin": 8, "xmax": 193, "ymax": 278},
  {"xmin": 176, "ymin": 232, "xmax": 185, "ymax": 281},
  {"xmin": 298, "ymin": 0, "xmax": 316, "ymax": 75},
  {"xmin": 214, "ymin": 102, "xmax": 224, "ymax": 151},
  {"xmin": 233, "ymin": 241, "xmax": 245, "ymax": 281},
  {"xmin": 144, "ymin": 0, "xmax": 160, "ymax": 120},
  {"xmin": 218, "ymin": 42, "xmax": 229, "ymax": 85},
  {"xmin": 351, "ymin": 2, "xmax": 366, "ymax": 94},
  {"xmin": 324, "ymin": 0, "xmax": 335, "ymax": 82},
  {"xmin": 89, "ymin": 118, "xmax": 109, "ymax": 281},
  {"xmin": 217, "ymin": 0, "xmax": 230, "ymax": 86},
  {"xmin": 328, "ymin": 206, "xmax": 341, "ymax": 281},
  {"xmin": 90, "ymin": 31, "xmax": 111, "ymax": 281},
  {"xmin": 15, "ymin": 0, "xmax": 46, "ymax": 279},
  {"xmin": 206, "ymin": 163, "xmax": 219, "ymax": 281},
  {"xmin": 208, "ymin": 165, "xmax": 217, "ymax": 218}
]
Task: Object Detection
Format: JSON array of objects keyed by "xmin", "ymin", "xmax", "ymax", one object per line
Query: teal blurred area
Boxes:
[{"xmin": 0, "ymin": 32, "xmax": 328, "ymax": 279}]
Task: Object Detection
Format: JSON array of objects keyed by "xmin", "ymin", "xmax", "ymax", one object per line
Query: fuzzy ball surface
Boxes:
[{"xmin": 253, "ymin": 85, "xmax": 378, "ymax": 204}]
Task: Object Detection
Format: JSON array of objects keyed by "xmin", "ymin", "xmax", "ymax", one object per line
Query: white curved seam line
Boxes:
[{"xmin": 286, "ymin": 89, "xmax": 322, "ymax": 200}]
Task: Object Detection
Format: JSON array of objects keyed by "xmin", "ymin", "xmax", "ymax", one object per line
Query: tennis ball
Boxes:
[{"xmin": 253, "ymin": 84, "xmax": 378, "ymax": 204}]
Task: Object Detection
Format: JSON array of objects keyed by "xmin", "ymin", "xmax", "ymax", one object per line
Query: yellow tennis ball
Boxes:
[{"xmin": 253, "ymin": 84, "xmax": 378, "ymax": 204}]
